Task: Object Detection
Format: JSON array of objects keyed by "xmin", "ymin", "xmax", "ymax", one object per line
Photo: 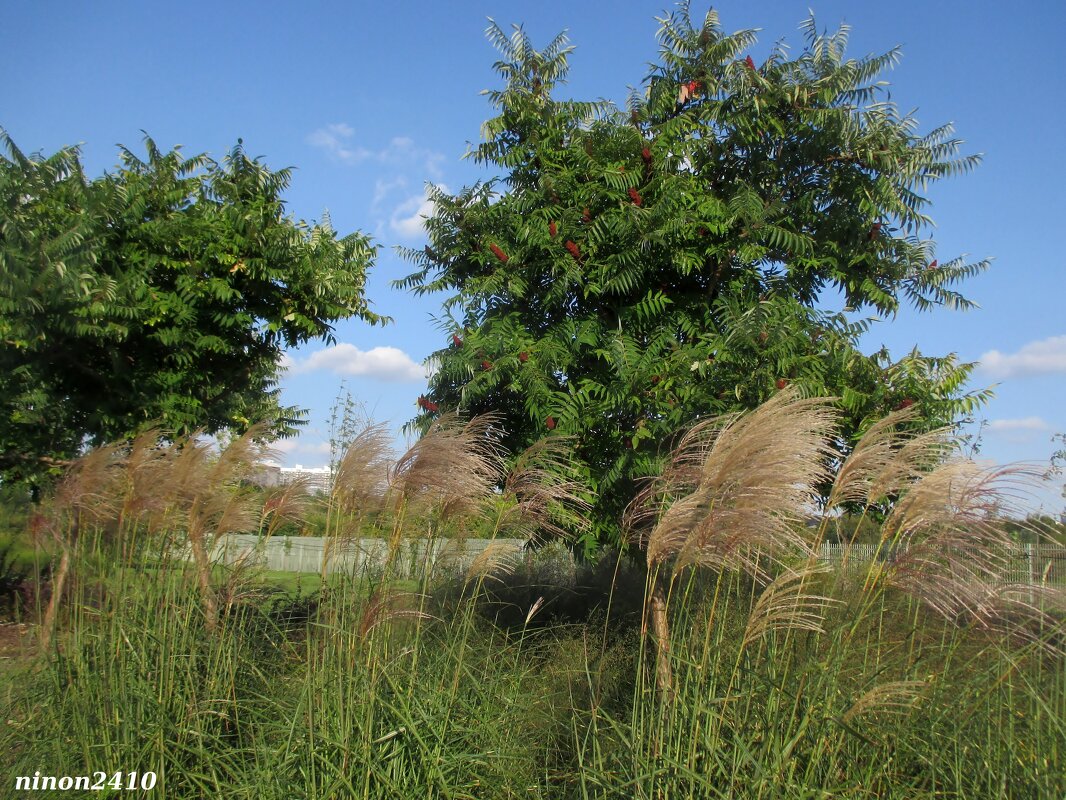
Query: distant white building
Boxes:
[{"xmin": 255, "ymin": 463, "xmax": 332, "ymax": 494}]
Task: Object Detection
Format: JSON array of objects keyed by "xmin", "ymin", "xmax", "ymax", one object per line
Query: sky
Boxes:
[{"xmin": 3, "ymin": 0, "xmax": 1064, "ymax": 512}]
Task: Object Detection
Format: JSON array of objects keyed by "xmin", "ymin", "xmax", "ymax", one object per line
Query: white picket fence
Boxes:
[
  {"xmin": 817, "ymin": 542, "xmax": 1066, "ymax": 586},
  {"xmin": 210, "ymin": 534, "xmax": 531, "ymax": 578},
  {"xmin": 208, "ymin": 534, "xmax": 1065, "ymax": 587}
]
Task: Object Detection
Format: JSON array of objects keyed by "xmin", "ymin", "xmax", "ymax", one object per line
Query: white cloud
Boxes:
[
  {"xmin": 286, "ymin": 343, "xmax": 427, "ymax": 382},
  {"xmin": 305, "ymin": 123, "xmax": 372, "ymax": 165},
  {"xmin": 306, "ymin": 125, "xmax": 444, "ymax": 178},
  {"xmin": 979, "ymin": 335, "xmax": 1066, "ymax": 379},
  {"xmin": 986, "ymin": 417, "xmax": 1050, "ymax": 432},
  {"xmin": 379, "ymin": 136, "xmax": 444, "ymax": 180},
  {"xmin": 371, "ymin": 175, "xmax": 409, "ymax": 213},
  {"xmin": 389, "ymin": 183, "xmax": 446, "ymax": 240}
]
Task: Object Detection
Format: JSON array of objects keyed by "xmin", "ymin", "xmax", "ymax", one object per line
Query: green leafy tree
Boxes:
[
  {"xmin": 398, "ymin": 7, "xmax": 991, "ymax": 549},
  {"xmin": 1, "ymin": 131, "xmax": 384, "ymax": 486}
]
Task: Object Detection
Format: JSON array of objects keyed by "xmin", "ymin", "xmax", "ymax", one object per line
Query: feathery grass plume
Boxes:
[
  {"xmin": 114, "ymin": 427, "xmax": 173, "ymax": 532},
  {"xmin": 464, "ymin": 541, "xmax": 524, "ymax": 584},
  {"xmin": 332, "ymin": 421, "xmax": 393, "ymax": 517},
  {"xmin": 52, "ymin": 440, "xmax": 127, "ymax": 531},
  {"xmin": 357, "ymin": 588, "xmax": 434, "ymax": 641},
  {"xmin": 825, "ymin": 405, "xmax": 952, "ymax": 512},
  {"xmin": 647, "ymin": 391, "xmax": 839, "ymax": 577},
  {"xmin": 215, "ymin": 555, "xmax": 270, "ymax": 621},
  {"xmin": 622, "ymin": 416, "xmax": 737, "ymax": 547},
  {"xmin": 161, "ymin": 432, "xmax": 214, "ymax": 511},
  {"xmin": 879, "ymin": 460, "xmax": 1044, "ymax": 619},
  {"xmin": 962, "ymin": 583, "xmax": 1066, "ymax": 655},
  {"xmin": 180, "ymin": 426, "xmax": 273, "ymax": 632},
  {"xmin": 260, "ymin": 475, "xmax": 313, "ymax": 538},
  {"xmin": 192, "ymin": 426, "xmax": 273, "ymax": 540},
  {"xmin": 741, "ymin": 561, "xmax": 838, "ymax": 649},
  {"xmin": 388, "ymin": 412, "xmax": 506, "ymax": 516},
  {"xmin": 500, "ymin": 436, "xmax": 592, "ymax": 544},
  {"xmin": 320, "ymin": 422, "xmax": 393, "ymax": 577},
  {"xmin": 842, "ymin": 680, "xmax": 927, "ymax": 724},
  {"xmin": 39, "ymin": 441, "xmax": 128, "ymax": 653},
  {"xmin": 863, "ymin": 424, "xmax": 955, "ymax": 508}
]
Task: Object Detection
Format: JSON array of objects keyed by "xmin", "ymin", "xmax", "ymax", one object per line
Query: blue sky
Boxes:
[{"xmin": 3, "ymin": 0, "xmax": 1064, "ymax": 511}]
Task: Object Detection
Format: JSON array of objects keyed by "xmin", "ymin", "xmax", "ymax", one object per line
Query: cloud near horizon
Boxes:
[
  {"xmin": 983, "ymin": 416, "xmax": 1053, "ymax": 446},
  {"xmin": 979, "ymin": 335, "xmax": 1066, "ymax": 379},
  {"xmin": 282, "ymin": 343, "xmax": 427, "ymax": 382},
  {"xmin": 270, "ymin": 438, "xmax": 332, "ymax": 458}
]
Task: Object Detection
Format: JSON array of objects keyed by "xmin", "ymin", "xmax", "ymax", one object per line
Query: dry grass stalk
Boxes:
[
  {"xmin": 623, "ymin": 412, "xmax": 744, "ymax": 548},
  {"xmin": 647, "ymin": 391, "xmax": 839, "ymax": 579},
  {"xmin": 842, "ymin": 680, "xmax": 926, "ymax": 724},
  {"xmin": 647, "ymin": 578, "xmax": 676, "ymax": 699},
  {"xmin": 636, "ymin": 392, "xmax": 837, "ymax": 699},
  {"xmin": 741, "ymin": 561, "xmax": 838, "ymax": 649},
  {"xmin": 524, "ymin": 595, "xmax": 547, "ymax": 627}
]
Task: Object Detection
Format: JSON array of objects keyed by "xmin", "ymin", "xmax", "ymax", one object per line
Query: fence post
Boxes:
[{"xmin": 1025, "ymin": 543, "xmax": 1034, "ymax": 605}]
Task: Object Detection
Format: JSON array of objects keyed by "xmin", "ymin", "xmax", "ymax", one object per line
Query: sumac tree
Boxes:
[
  {"xmin": 0, "ymin": 132, "xmax": 385, "ymax": 486},
  {"xmin": 397, "ymin": 7, "xmax": 991, "ymax": 549}
]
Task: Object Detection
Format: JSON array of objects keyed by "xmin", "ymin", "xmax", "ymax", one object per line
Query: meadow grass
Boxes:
[{"xmin": 2, "ymin": 398, "xmax": 1064, "ymax": 798}]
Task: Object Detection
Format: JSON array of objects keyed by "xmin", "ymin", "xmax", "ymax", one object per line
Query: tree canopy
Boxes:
[
  {"xmin": 397, "ymin": 7, "xmax": 992, "ymax": 549},
  {"xmin": 0, "ymin": 131, "xmax": 384, "ymax": 486}
]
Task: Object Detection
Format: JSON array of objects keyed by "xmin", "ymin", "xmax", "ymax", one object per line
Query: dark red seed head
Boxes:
[
  {"xmin": 545, "ymin": 416, "xmax": 556, "ymax": 430},
  {"xmin": 452, "ymin": 333, "xmax": 463, "ymax": 348},
  {"xmin": 628, "ymin": 188, "xmax": 642, "ymax": 206},
  {"xmin": 776, "ymin": 378, "xmax": 788, "ymax": 390},
  {"xmin": 482, "ymin": 360, "xmax": 492, "ymax": 371},
  {"xmin": 549, "ymin": 221, "xmax": 557, "ymax": 238},
  {"xmin": 745, "ymin": 55, "xmax": 756, "ymax": 70},
  {"xmin": 489, "ymin": 243, "xmax": 509, "ymax": 263},
  {"xmin": 565, "ymin": 240, "xmax": 582, "ymax": 261},
  {"xmin": 582, "ymin": 207, "xmax": 591, "ymax": 223},
  {"xmin": 518, "ymin": 351, "xmax": 529, "ymax": 363},
  {"xmin": 641, "ymin": 146, "xmax": 652, "ymax": 164},
  {"xmin": 928, "ymin": 259, "xmax": 938, "ymax": 270}
]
